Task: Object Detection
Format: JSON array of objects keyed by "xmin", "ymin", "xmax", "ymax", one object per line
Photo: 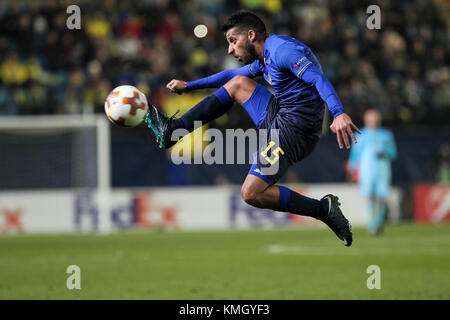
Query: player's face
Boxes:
[{"xmin": 226, "ymin": 28, "xmax": 258, "ymax": 64}]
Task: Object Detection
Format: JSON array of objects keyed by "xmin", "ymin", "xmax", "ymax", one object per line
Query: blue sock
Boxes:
[
  {"xmin": 277, "ymin": 186, "xmax": 291, "ymax": 212},
  {"xmin": 171, "ymin": 86, "xmax": 234, "ymax": 132},
  {"xmin": 277, "ymin": 185, "xmax": 326, "ymax": 219},
  {"xmin": 214, "ymin": 86, "xmax": 233, "ymax": 105}
]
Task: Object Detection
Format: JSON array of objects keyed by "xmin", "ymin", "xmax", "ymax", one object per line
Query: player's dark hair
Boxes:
[{"xmin": 222, "ymin": 10, "xmax": 267, "ymax": 39}]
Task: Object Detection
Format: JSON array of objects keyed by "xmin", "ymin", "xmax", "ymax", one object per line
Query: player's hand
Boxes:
[
  {"xmin": 166, "ymin": 79, "xmax": 187, "ymax": 95},
  {"xmin": 330, "ymin": 113, "xmax": 361, "ymax": 149}
]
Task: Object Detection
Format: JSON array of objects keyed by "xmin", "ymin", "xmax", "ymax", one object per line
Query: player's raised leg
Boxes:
[
  {"xmin": 241, "ymin": 174, "xmax": 353, "ymax": 246},
  {"xmin": 145, "ymin": 75, "xmax": 258, "ymax": 149}
]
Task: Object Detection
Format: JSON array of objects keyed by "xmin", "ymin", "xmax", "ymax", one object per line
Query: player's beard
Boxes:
[{"xmin": 241, "ymin": 40, "xmax": 258, "ymax": 64}]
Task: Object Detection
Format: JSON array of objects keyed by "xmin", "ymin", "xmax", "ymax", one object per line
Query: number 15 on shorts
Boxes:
[{"xmin": 260, "ymin": 141, "xmax": 285, "ymax": 165}]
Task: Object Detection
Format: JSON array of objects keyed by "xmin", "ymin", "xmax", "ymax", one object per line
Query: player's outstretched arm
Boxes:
[{"xmin": 166, "ymin": 64, "xmax": 260, "ymax": 94}]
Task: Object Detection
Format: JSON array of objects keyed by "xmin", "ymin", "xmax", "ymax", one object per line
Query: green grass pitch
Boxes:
[{"xmin": 0, "ymin": 223, "xmax": 449, "ymax": 299}]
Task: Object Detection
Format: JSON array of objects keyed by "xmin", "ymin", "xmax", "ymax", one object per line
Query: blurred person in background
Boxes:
[{"xmin": 348, "ymin": 109, "xmax": 397, "ymax": 235}]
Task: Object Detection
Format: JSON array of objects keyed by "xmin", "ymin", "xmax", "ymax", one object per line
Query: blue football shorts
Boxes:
[{"xmin": 243, "ymin": 84, "xmax": 319, "ymax": 186}]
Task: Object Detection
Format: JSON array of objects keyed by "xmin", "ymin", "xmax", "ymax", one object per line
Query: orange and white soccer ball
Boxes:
[{"xmin": 104, "ymin": 85, "xmax": 148, "ymax": 127}]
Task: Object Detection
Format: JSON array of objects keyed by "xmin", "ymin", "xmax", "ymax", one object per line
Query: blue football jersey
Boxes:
[{"xmin": 248, "ymin": 34, "xmax": 326, "ymax": 133}]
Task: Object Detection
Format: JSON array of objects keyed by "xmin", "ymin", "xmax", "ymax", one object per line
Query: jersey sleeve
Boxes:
[
  {"xmin": 274, "ymin": 43, "xmax": 314, "ymax": 78},
  {"xmin": 301, "ymin": 66, "xmax": 344, "ymax": 118},
  {"xmin": 274, "ymin": 43, "xmax": 345, "ymax": 118},
  {"xmin": 186, "ymin": 64, "xmax": 258, "ymax": 90}
]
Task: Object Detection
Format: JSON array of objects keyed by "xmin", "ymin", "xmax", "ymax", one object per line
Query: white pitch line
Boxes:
[{"xmin": 266, "ymin": 244, "xmax": 450, "ymax": 256}]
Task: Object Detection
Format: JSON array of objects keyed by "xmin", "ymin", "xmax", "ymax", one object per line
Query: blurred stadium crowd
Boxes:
[{"xmin": 0, "ymin": 0, "xmax": 448, "ymax": 126}]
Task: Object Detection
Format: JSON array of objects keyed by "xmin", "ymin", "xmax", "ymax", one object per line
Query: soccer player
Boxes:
[
  {"xmin": 146, "ymin": 11, "xmax": 361, "ymax": 246},
  {"xmin": 348, "ymin": 109, "xmax": 397, "ymax": 235}
]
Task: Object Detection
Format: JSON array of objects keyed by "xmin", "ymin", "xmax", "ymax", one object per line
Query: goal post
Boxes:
[{"xmin": 0, "ymin": 114, "xmax": 112, "ymax": 233}]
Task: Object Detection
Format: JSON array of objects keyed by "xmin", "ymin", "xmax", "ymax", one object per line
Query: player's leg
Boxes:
[
  {"xmin": 365, "ymin": 196, "xmax": 377, "ymax": 235},
  {"xmin": 360, "ymin": 169, "xmax": 378, "ymax": 234},
  {"xmin": 241, "ymin": 173, "xmax": 328, "ymax": 218},
  {"xmin": 373, "ymin": 197, "xmax": 386, "ymax": 235},
  {"xmin": 242, "ymin": 129, "xmax": 352, "ymax": 246},
  {"xmin": 145, "ymin": 75, "xmax": 259, "ymax": 149},
  {"xmin": 373, "ymin": 177, "xmax": 390, "ymax": 235},
  {"xmin": 241, "ymin": 170, "xmax": 352, "ymax": 246}
]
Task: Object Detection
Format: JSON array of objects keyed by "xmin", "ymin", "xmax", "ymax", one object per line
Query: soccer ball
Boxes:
[{"xmin": 104, "ymin": 85, "xmax": 148, "ymax": 127}]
